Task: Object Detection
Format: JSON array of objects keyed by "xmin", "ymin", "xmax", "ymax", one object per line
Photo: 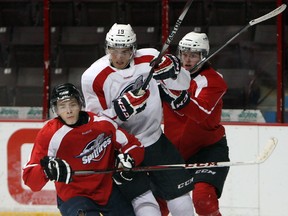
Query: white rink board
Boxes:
[
  {"xmin": 221, "ymin": 125, "xmax": 288, "ymax": 216},
  {"xmin": 0, "ymin": 122, "xmax": 287, "ymax": 215},
  {"xmin": 0, "ymin": 121, "xmax": 59, "ymax": 214}
]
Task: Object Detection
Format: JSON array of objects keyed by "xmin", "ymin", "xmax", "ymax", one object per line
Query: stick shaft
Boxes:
[
  {"xmin": 73, "ymin": 161, "xmax": 260, "ymax": 175},
  {"xmin": 73, "ymin": 138, "xmax": 277, "ymax": 175},
  {"xmin": 140, "ymin": 0, "xmax": 194, "ymax": 91}
]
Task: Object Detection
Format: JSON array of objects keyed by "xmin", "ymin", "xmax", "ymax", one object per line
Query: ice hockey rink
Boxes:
[{"xmin": 0, "ymin": 0, "xmax": 287, "ymax": 215}]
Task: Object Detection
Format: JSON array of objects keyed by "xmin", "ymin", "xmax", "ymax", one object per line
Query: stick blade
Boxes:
[
  {"xmin": 256, "ymin": 137, "xmax": 278, "ymax": 163},
  {"xmin": 250, "ymin": 4, "xmax": 287, "ymax": 26}
]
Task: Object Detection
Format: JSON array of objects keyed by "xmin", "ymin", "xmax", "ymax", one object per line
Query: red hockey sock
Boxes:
[
  {"xmin": 193, "ymin": 182, "xmax": 221, "ymax": 216},
  {"xmin": 156, "ymin": 197, "xmax": 169, "ymax": 216}
]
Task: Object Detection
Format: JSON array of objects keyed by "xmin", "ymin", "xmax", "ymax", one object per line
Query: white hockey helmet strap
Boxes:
[{"xmin": 178, "ymin": 32, "xmax": 210, "ymax": 57}]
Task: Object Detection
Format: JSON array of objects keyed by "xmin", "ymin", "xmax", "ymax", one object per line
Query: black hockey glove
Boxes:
[
  {"xmin": 113, "ymin": 89, "xmax": 150, "ymax": 121},
  {"xmin": 152, "ymin": 54, "xmax": 181, "ymax": 80},
  {"xmin": 112, "ymin": 153, "xmax": 135, "ymax": 185},
  {"xmin": 40, "ymin": 156, "xmax": 72, "ymax": 184},
  {"xmin": 159, "ymin": 84, "xmax": 190, "ymax": 110}
]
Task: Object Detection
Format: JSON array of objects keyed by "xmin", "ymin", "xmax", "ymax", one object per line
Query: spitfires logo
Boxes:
[{"xmin": 75, "ymin": 133, "xmax": 112, "ymax": 164}]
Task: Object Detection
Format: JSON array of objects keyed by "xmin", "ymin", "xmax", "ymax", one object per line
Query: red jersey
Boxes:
[
  {"xmin": 22, "ymin": 112, "xmax": 144, "ymax": 205},
  {"xmin": 162, "ymin": 67, "xmax": 227, "ymax": 161}
]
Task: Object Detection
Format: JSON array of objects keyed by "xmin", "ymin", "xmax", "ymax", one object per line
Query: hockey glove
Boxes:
[
  {"xmin": 112, "ymin": 153, "xmax": 135, "ymax": 185},
  {"xmin": 40, "ymin": 156, "xmax": 72, "ymax": 184},
  {"xmin": 152, "ymin": 54, "xmax": 181, "ymax": 80},
  {"xmin": 159, "ymin": 85, "xmax": 190, "ymax": 110},
  {"xmin": 113, "ymin": 89, "xmax": 150, "ymax": 121}
]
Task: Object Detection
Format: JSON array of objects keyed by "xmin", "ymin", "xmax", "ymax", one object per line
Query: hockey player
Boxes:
[
  {"xmin": 22, "ymin": 83, "xmax": 145, "ymax": 216},
  {"xmin": 81, "ymin": 23, "xmax": 195, "ymax": 216},
  {"xmin": 154, "ymin": 32, "xmax": 230, "ymax": 216}
]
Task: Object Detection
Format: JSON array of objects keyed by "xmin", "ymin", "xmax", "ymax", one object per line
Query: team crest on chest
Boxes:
[
  {"xmin": 119, "ymin": 75, "xmax": 144, "ymax": 96},
  {"xmin": 75, "ymin": 133, "xmax": 112, "ymax": 164}
]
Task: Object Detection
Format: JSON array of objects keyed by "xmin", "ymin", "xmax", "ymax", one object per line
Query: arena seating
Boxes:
[
  {"xmin": 9, "ymin": 27, "xmax": 44, "ymax": 67},
  {"xmin": 0, "ymin": 27, "xmax": 11, "ymax": 67},
  {"xmin": 50, "ymin": 67, "xmax": 69, "ymax": 88},
  {"xmin": 0, "ymin": 67, "xmax": 17, "ymax": 106},
  {"xmin": 0, "ymin": 0, "xmax": 284, "ymax": 112},
  {"xmin": 207, "ymin": 0, "xmax": 247, "ymax": 26},
  {"xmin": 67, "ymin": 67, "xmax": 86, "ymax": 90},
  {"xmin": 169, "ymin": 0, "xmax": 207, "ymax": 26},
  {"xmin": 254, "ymin": 25, "xmax": 277, "ymax": 46},
  {"xmin": 56, "ymin": 26, "xmax": 105, "ymax": 68},
  {"xmin": 0, "ymin": 0, "xmax": 33, "ymax": 26},
  {"xmin": 218, "ymin": 68, "xmax": 253, "ymax": 109},
  {"xmin": 79, "ymin": 0, "xmax": 118, "ymax": 26},
  {"xmin": 124, "ymin": 0, "xmax": 161, "ymax": 26},
  {"xmin": 14, "ymin": 67, "xmax": 43, "ymax": 106},
  {"xmin": 133, "ymin": 26, "xmax": 161, "ymax": 49}
]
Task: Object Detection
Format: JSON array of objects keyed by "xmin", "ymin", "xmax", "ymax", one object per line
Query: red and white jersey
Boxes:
[
  {"xmin": 82, "ymin": 48, "xmax": 191, "ymax": 147},
  {"xmin": 82, "ymin": 48, "xmax": 163, "ymax": 147},
  {"xmin": 22, "ymin": 112, "xmax": 144, "ymax": 205},
  {"xmin": 162, "ymin": 67, "xmax": 227, "ymax": 161}
]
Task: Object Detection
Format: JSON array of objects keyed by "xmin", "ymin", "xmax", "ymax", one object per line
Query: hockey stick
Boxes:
[
  {"xmin": 138, "ymin": 0, "xmax": 194, "ymax": 93},
  {"xmin": 73, "ymin": 137, "xmax": 277, "ymax": 175},
  {"xmin": 189, "ymin": 3, "xmax": 287, "ymax": 73}
]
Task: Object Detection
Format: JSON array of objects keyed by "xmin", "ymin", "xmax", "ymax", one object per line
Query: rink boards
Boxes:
[{"xmin": 0, "ymin": 122, "xmax": 287, "ymax": 216}]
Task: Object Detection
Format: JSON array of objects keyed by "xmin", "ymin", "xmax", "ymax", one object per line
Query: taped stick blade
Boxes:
[
  {"xmin": 256, "ymin": 137, "xmax": 278, "ymax": 163},
  {"xmin": 249, "ymin": 4, "xmax": 287, "ymax": 26}
]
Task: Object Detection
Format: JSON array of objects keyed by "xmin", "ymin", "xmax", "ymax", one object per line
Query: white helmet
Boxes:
[
  {"xmin": 178, "ymin": 32, "xmax": 210, "ymax": 57},
  {"xmin": 105, "ymin": 23, "xmax": 137, "ymax": 53}
]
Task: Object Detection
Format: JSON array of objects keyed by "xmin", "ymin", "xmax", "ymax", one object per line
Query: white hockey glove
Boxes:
[
  {"xmin": 113, "ymin": 89, "xmax": 150, "ymax": 121},
  {"xmin": 152, "ymin": 54, "xmax": 181, "ymax": 80},
  {"xmin": 112, "ymin": 153, "xmax": 135, "ymax": 185},
  {"xmin": 40, "ymin": 156, "xmax": 72, "ymax": 184},
  {"xmin": 159, "ymin": 84, "xmax": 190, "ymax": 110}
]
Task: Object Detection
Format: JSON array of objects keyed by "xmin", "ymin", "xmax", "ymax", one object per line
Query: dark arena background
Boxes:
[{"xmin": 0, "ymin": 0, "xmax": 287, "ymax": 122}]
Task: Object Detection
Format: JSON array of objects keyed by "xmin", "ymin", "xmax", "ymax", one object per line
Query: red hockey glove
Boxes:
[
  {"xmin": 158, "ymin": 85, "xmax": 190, "ymax": 110},
  {"xmin": 152, "ymin": 54, "xmax": 181, "ymax": 80},
  {"xmin": 113, "ymin": 89, "xmax": 150, "ymax": 121},
  {"xmin": 40, "ymin": 156, "xmax": 72, "ymax": 184},
  {"xmin": 112, "ymin": 153, "xmax": 135, "ymax": 185}
]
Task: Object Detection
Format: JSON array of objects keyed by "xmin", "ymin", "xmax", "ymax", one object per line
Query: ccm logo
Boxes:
[
  {"xmin": 178, "ymin": 177, "xmax": 193, "ymax": 189},
  {"xmin": 118, "ymin": 100, "xmax": 130, "ymax": 118},
  {"xmin": 195, "ymin": 169, "xmax": 216, "ymax": 175}
]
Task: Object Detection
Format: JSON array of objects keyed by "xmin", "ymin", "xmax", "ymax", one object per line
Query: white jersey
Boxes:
[{"xmin": 82, "ymin": 48, "xmax": 190, "ymax": 147}]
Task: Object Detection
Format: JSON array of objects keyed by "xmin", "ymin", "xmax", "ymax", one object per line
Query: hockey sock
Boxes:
[
  {"xmin": 132, "ymin": 190, "xmax": 161, "ymax": 216},
  {"xmin": 167, "ymin": 193, "xmax": 195, "ymax": 216},
  {"xmin": 155, "ymin": 197, "xmax": 169, "ymax": 216},
  {"xmin": 193, "ymin": 182, "xmax": 221, "ymax": 216}
]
